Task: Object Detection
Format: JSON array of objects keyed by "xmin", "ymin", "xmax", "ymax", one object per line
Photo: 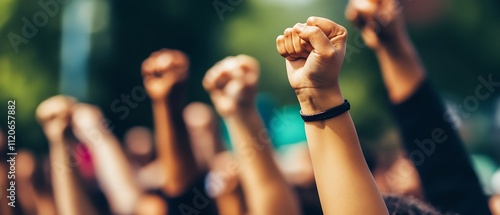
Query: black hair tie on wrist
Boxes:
[{"xmin": 300, "ymin": 99, "xmax": 350, "ymax": 122}]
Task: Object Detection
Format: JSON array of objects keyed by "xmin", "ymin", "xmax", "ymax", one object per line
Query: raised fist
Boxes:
[
  {"xmin": 203, "ymin": 55, "xmax": 259, "ymax": 117},
  {"xmin": 141, "ymin": 49, "xmax": 189, "ymax": 101},
  {"xmin": 276, "ymin": 17, "xmax": 347, "ymax": 99},
  {"xmin": 71, "ymin": 104, "xmax": 107, "ymax": 144},
  {"xmin": 345, "ymin": 0, "xmax": 405, "ymax": 49},
  {"xmin": 36, "ymin": 95, "xmax": 77, "ymax": 139}
]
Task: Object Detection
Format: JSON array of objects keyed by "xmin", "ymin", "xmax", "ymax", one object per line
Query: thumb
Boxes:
[
  {"xmin": 305, "ymin": 16, "xmax": 346, "ymax": 39},
  {"xmin": 305, "ymin": 16, "xmax": 348, "ymax": 49}
]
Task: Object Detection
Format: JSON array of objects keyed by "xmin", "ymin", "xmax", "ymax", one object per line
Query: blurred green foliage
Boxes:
[{"xmin": 0, "ymin": 0, "xmax": 499, "ymax": 158}]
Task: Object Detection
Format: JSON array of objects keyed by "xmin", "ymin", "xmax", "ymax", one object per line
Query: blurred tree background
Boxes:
[{"xmin": 0, "ymin": 0, "xmax": 499, "ymax": 161}]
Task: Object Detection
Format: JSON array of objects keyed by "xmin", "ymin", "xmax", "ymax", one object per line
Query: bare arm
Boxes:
[
  {"xmin": 184, "ymin": 102, "xmax": 225, "ymax": 171},
  {"xmin": 48, "ymin": 136, "xmax": 98, "ymax": 215},
  {"xmin": 203, "ymin": 55, "xmax": 300, "ymax": 215},
  {"xmin": 207, "ymin": 153, "xmax": 246, "ymax": 215},
  {"xmin": 225, "ymin": 109, "xmax": 299, "ymax": 215},
  {"xmin": 346, "ymin": 1, "xmax": 492, "ymax": 213},
  {"xmin": 345, "ymin": 0, "xmax": 425, "ymax": 104},
  {"xmin": 184, "ymin": 102, "xmax": 246, "ymax": 215},
  {"xmin": 375, "ymin": 37, "xmax": 425, "ymax": 103},
  {"xmin": 36, "ymin": 96, "xmax": 98, "ymax": 215},
  {"xmin": 71, "ymin": 104, "xmax": 141, "ymax": 215},
  {"xmin": 142, "ymin": 49, "xmax": 199, "ymax": 196},
  {"xmin": 277, "ymin": 17, "xmax": 388, "ymax": 214}
]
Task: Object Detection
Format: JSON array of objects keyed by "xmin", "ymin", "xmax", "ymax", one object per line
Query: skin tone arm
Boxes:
[
  {"xmin": 17, "ymin": 151, "xmax": 58, "ymax": 215},
  {"xmin": 276, "ymin": 17, "xmax": 388, "ymax": 214},
  {"xmin": 135, "ymin": 194, "xmax": 168, "ymax": 215},
  {"xmin": 36, "ymin": 96, "xmax": 98, "ymax": 215},
  {"xmin": 16, "ymin": 151, "xmax": 38, "ymax": 215},
  {"xmin": 183, "ymin": 102, "xmax": 225, "ymax": 171},
  {"xmin": 203, "ymin": 55, "xmax": 300, "ymax": 215},
  {"xmin": 142, "ymin": 49, "xmax": 199, "ymax": 196},
  {"xmin": 184, "ymin": 102, "xmax": 246, "ymax": 215},
  {"xmin": 347, "ymin": 1, "xmax": 493, "ymax": 214},
  {"xmin": 345, "ymin": 0, "xmax": 425, "ymax": 104},
  {"xmin": 0, "ymin": 130, "xmax": 13, "ymax": 215},
  {"xmin": 71, "ymin": 104, "xmax": 141, "ymax": 215},
  {"xmin": 209, "ymin": 154, "xmax": 246, "ymax": 215}
]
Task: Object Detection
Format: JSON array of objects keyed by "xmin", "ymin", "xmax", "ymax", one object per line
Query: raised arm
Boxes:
[
  {"xmin": 183, "ymin": 102, "xmax": 225, "ymax": 171},
  {"xmin": 203, "ymin": 55, "xmax": 300, "ymax": 215},
  {"xmin": 36, "ymin": 96, "xmax": 97, "ymax": 215},
  {"xmin": 141, "ymin": 49, "xmax": 199, "ymax": 196},
  {"xmin": 184, "ymin": 102, "xmax": 246, "ymax": 215},
  {"xmin": 276, "ymin": 17, "xmax": 388, "ymax": 214},
  {"xmin": 71, "ymin": 104, "xmax": 141, "ymax": 215},
  {"xmin": 346, "ymin": 0, "xmax": 491, "ymax": 214},
  {"xmin": 345, "ymin": 0, "xmax": 424, "ymax": 104}
]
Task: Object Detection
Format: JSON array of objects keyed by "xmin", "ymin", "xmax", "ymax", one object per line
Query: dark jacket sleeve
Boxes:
[{"xmin": 391, "ymin": 80, "xmax": 491, "ymax": 215}]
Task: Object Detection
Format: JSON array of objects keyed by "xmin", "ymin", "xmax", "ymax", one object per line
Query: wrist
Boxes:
[
  {"xmin": 222, "ymin": 104, "xmax": 258, "ymax": 121},
  {"xmin": 45, "ymin": 129, "xmax": 66, "ymax": 146},
  {"xmin": 375, "ymin": 32, "xmax": 413, "ymax": 57},
  {"xmin": 295, "ymin": 87, "xmax": 344, "ymax": 114},
  {"xmin": 152, "ymin": 95, "xmax": 184, "ymax": 110}
]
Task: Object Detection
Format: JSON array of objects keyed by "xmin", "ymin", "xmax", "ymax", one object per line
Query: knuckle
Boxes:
[
  {"xmin": 324, "ymin": 48, "xmax": 336, "ymax": 58},
  {"xmin": 306, "ymin": 16, "xmax": 317, "ymax": 24},
  {"xmin": 202, "ymin": 77, "xmax": 213, "ymax": 90},
  {"xmin": 338, "ymin": 26, "xmax": 348, "ymax": 39},
  {"xmin": 310, "ymin": 26, "xmax": 322, "ymax": 35}
]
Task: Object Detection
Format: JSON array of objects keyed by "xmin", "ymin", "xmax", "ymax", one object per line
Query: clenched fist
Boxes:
[
  {"xmin": 36, "ymin": 95, "xmax": 77, "ymax": 139},
  {"xmin": 141, "ymin": 49, "xmax": 189, "ymax": 101},
  {"xmin": 203, "ymin": 55, "xmax": 259, "ymax": 117},
  {"xmin": 345, "ymin": 0, "xmax": 405, "ymax": 49},
  {"xmin": 71, "ymin": 104, "xmax": 107, "ymax": 144},
  {"xmin": 277, "ymin": 17, "xmax": 347, "ymax": 113}
]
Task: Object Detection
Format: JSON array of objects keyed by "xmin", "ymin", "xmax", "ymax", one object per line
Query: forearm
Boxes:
[
  {"xmin": 377, "ymin": 25, "xmax": 491, "ymax": 213},
  {"xmin": 137, "ymin": 161, "xmax": 166, "ymax": 190},
  {"xmin": 299, "ymin": 91, "xmax": 388, "ymax": 215},
  {"xmin": 375, "ymin": 34, "xmax": 426, "ymax": 104},
  {"xmin": 34, "ymin": 193, "xmax": 57, "ymax": 215},
  {"xmin": 87, "ymin": 133, "xmax": 141, "ymax": 214},
  {"xmin": 224, "ymin": 108, "xmax": 299, "ymax": 215},
  {"xmin": 48, "ymin": 137, "xmax": 97, "ymax": 215},
  {"xmin": 152, "ymin": 101, "xmax": 198, "ymax": 196},
  {"xmin": 215, "ymin": 190, "xmax": 246, "ymax": 215},
  {"xmin": 391, "ymin": 82, "xmax": 491, "ymax": 214}
]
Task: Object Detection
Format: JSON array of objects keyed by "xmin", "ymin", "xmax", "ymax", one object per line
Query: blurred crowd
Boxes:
[{"xmin": 1, "ymin": 0, "xmax": 499, "ymax": 214}]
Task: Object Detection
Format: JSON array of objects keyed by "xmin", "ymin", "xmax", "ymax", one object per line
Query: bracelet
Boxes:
[{"xmin": 300, "ymin": 99, "xmax": 350, "ymax": 122}]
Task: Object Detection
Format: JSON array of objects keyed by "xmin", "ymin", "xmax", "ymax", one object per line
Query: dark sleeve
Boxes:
[{"xmin": 390, "ymin": 80, "xmax": 491, "ymax": 215}]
